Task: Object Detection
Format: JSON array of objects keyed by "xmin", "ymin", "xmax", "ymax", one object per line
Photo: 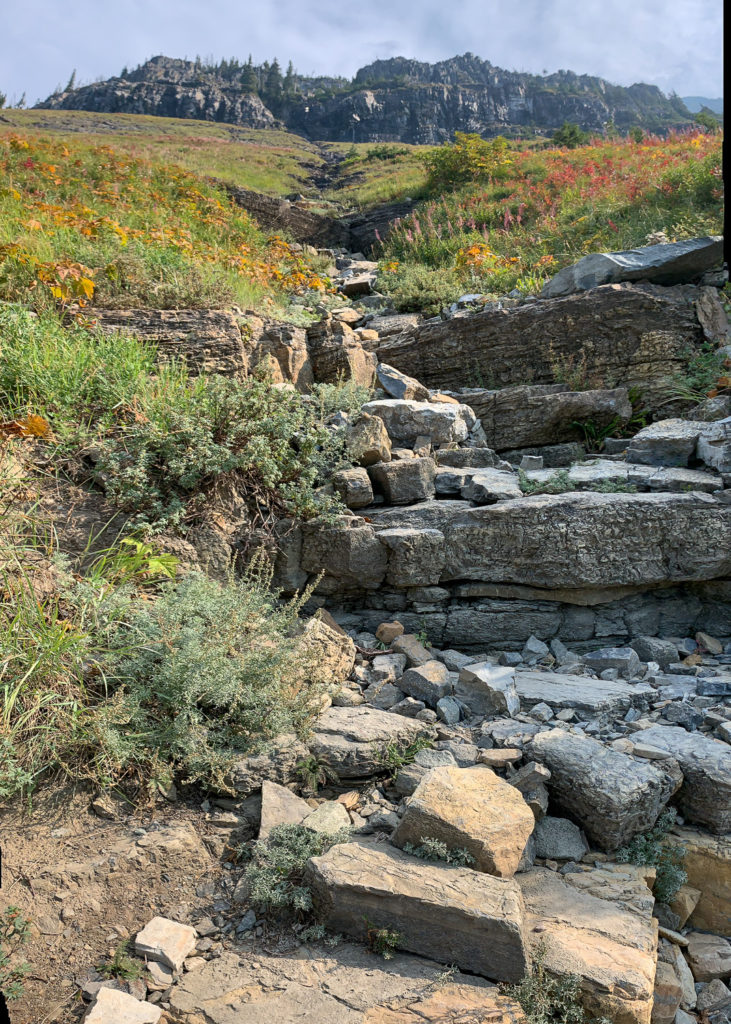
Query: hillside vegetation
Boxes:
[{"xmin": 377, "ymin": 129, "xmax": 724, "ymax": 313}]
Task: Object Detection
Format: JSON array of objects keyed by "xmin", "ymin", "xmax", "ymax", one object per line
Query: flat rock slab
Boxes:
[
  {"xmin": 306, "ymin": 841, "xmax": 529, "ymax": 982},
  {"xmin": 392, "ymin": 765, "xmax": 535, "ymax": 877},
  {"xmin": 527, "ymin": 729, "xmax": 681, "ymax": 851},
  {"xmin": 308, "ymin": 706, "xmax": 431, "ymax": 779},
  {"xmin": 519, "ymin": 868, "xmax": 657, "ymax": 1024},
  {"xmin": 168, "ymin": 945, "xmax": 523, "ymax": 1024},
  {"xmin": 540, "ymin": 236, "xmax": 724, "ymax": 298},
  {"xmin": 514, "ymin": 670, "xmax": 653, "ymax": 715},
  {"xmin": 134, "ymin": 915, "xmax": 197, "ymax": 971},
  {"xmin": 86, "ymin": 987, "xmax": 162, "ymax": 1023},
  {"xmin": 634, "ymin": 726, "xmax": 731, "ymax": 833}
]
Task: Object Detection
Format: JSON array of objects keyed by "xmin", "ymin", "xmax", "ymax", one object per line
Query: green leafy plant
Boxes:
[
  {"xmin": 89, "ymin": 538, "xmax": 178, "ymax": 586},
  {"xmin": 402, "ymin": 837, "xmax": 475, "ymax": 866},
  {"xmin": 0, "ymin": 906, "xmax": 31, "ymax": 1001},
  {"xmin": 295, "ymin": 755, "xmax": 339, "ymax": 795},
  {"xmin": 97, "ymin": 940, "xmax": 142, "ymax": 981},
  {"xmin": 244, "ymin": 823, "xmax": 350, "ymax": 914},
  {"xmin": 665, "ymin": 342, "xmax": 729, "ymax": 404},
  {"xmin": 364, "ymin": 917, "xmax": 403, "ymax": 960},
  {"xmin": 570, "ymin": 417, "xmax": 623, "ymax": 452},
  {"xmin": 423, "ymin": 133, "xmax": 512, "ymax": 192},
  {"xmin": 552, "ymin": 122, "xmax": 589, "ymax": 149},
  {"xmin": 616, "ymin": 808, "xmax": 687, "ymax": 904}
]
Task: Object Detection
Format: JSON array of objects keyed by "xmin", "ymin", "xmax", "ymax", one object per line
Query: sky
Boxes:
[{"xmin": 1, "ymin": 0, "xmax": 723, "ymax": 106}]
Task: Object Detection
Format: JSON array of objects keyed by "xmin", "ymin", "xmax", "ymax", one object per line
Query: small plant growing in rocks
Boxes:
[
  {"xmin": 364, "ymin": 918, "xmax": 403, "ymax": 960},
  {"xmin": 518, "ymin": 469, "xmax": 576, "ymax": 495},
  {"xmin": 374, "ymin": 735, "xmax": 433, "ymax": 773},
  {"xmin": 97, "ymin": 940, "xmax": 143, "ymax": 982},
  {"xmin": 503, "ymin": 941, "xmax": 610, "ymax": 1023},
  {"xmin": 243, "ymin": 823, "xmax": 351, "ymax": 914},
  {"xmin": 0, "ymin": 906, "xmax": 31, "ymax": 1001},
  {"xmin": 294, "ymin": 755, "xmax": 339, "ymax": 795},
  {"xmin": 616, "ymin": 808, "xmax": 687, "ymax": 904},
  {"xmin": 402, "ymin": 837, "xmax": 475, "ymax": 866}
]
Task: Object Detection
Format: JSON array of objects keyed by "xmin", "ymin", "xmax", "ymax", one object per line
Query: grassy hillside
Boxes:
[
  {"xmin": 0, "ymin": 130, "xmax": 331, "ymax": 312},
  {"xmin": 377, "ymin": 129, "xmax": 724, "ymax": 313}
]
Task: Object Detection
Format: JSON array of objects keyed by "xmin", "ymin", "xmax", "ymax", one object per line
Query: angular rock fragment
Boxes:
[
  {"xmin": 533, "ymin": 816, "xmax": 588, "ymax": 861},
  {"xmin": 514, "ymin": 670, "xmax": 652, "ymax": 715},
  {"xmin": 626, "ymin": 419, "xmax": 702, "ymax": 467},
  {"xmin": 393, "ymin": 765, "xmax": 535, "ymax": 877},
  {"xmin": 362, "ymin": 400, "xmax": 476, "ymax": 446},
  {"xmin": 670, "ymin": 828, "xmax": 731, "ymax": 934},
  {"xmin": 306, "ymin": 841, "xmax": 530, "ymax": 981},
  {"xmin": 86, "ymin": 987, "xmax": 162, "ymax": 1024},
  {"xmin": 461, "ymin": 469, "xmax": 522, "ymax": 504},
  {"xmin": 332, "ymin": 467, "xmax": 374, "ymax": 509},
  {"xmin": 378, "ymin": 528, "xmax": 445, "ymax": 586},
  {"xmin": 347, "ymin": 413, "xmax": 392, "ymax": 466},
  {"xmin": 134, "ymin": 915, "xmax": 196, "ymax": 971},
  {"xmin": 398, "ymin": 660, "xmax": 452, "ymax": 706},
  {"xmin": 369, "ymin": 458, "xmax": 436, "ymax": 505},
  {"xmin": 376, "ymin": 363, "xmax": 430, "ymax": 401},
  {"xmin": 259, "ymin": 781, "xmax": 310, "ymax": 839},
  {"xmin": 526, "ymin": 729, "xmax": 682, "ymax": 850},
  {"xmin": 455, "ymin": 663, "xmax": 519, "ymax": 716}
]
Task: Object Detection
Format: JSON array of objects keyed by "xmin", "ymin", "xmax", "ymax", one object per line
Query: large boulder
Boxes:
[
  {"xmin": 392, "ymin": 765, "xmax": 535, "ymax": 877},
  {"xmin": 361, "ymin": 400, "xmax": 477, "ymax": 446},
  {"xmin": 697, "ymin": 416, "xmax": 731, "ymax": 477},
  {"xmin": 346, "ymin": 413, "xmax": 392, "ymax": 466},
  {"xmin": 369, "ymin": 458, "xmax": 436, "ymax": 505},
  {"xmin": 301, "ymin": 518, "xmax": 388, "ymax": 593},
  {"xmin": 455, "ymin": 663, "xmax": 519, "ymax": 716},
  {"xmin": 308, "ymin": 706, "xmax": 432, "ymax": 779},
  {"xmin": 458, "ymin": 384, "xmax": 632, "ymax": 452},
  {"xmin": 244, "ymin": 318, "xmax": 313, "ymax": 390},
  {"xmin": 376, "ymin": 363, "xmax": 430, "ymax": 401},
  {"xmin": 308, "ymin": 319, "xmax": 378, "ymax": 386},
  {"xmin": 626, "ymin": 419, "xmax": 703, "ymax": 467},
  {"xmin": 306, "ymin": 841, "xmax": 530, "ymax": 982},
  {"xmin": 526, "ymin": 729, "xmax": 682, "ymax": 851},
  {"xmin": 375, "ymin": 283, "xmax": 712, "ymax": 407},
  {"xmin": 540, "ymin": 236, "xmax": 724, "ymax": 298},
  {"xmin": 633, "ymin": 726, "xmax": 731, "ymax": 833},
  {"xmin": 519, "ymin": 868, "xmax": 658, "ymax": 1024}
]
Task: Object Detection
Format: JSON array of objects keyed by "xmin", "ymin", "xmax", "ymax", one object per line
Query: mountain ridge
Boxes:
[{"xmin": 36, "ymin": 52, "xmax": 695, "ymax": 144}]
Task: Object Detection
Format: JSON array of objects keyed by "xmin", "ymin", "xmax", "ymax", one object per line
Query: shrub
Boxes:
[
  {"xmin": 364, "ymin": 919, "xmax": 403, "ymax": 959},
  {"xmin": 616, "ymin": 808, "xmax": 687, "ymax": 904},
  {"xmin": 375, "ymin": 735, "xmax": 433, "ymax": 772},
  {"xmin": 99, "ymin": 557, "xmax": 326, "ymax": 790},
  {"xmin": 519, "ymin": 469, "xmax": 575, "ymax": 495},
  {"xmin": 243, "ymin": 823, "xmax": 350, "ymax": 913},
  {"xmin": 423, "ymin": 132, "xmax": 512, "ymax": 192},
  {"xmin": 382, "ymin": 263, "xmax": 463, "ymax": 315},
  {"xmin": 0, "ymin": 906, "xmax": 31, "ymax": 1001},
  {"xmin": 97, "ymin": 940, "xmax": 142, "ymax": 981},
  {"xmin": 503, "ymin": 940, "xmax": 609, "ymax": 1024},
  {"xmin": 402, "ymin": 837, "xmax": 475, "ymax": 866},
  {"xmin": 0, "ymin": 307, "xmax": 345, "ymax": 535},
  {"xmin": 552, "ymin": 122, "xmax": 589, "ymax": 149}
]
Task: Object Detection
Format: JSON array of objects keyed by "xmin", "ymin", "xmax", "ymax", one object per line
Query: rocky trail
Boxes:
[{"xmin": 3, "ymin": 233, "xmax": 731, "ymax": 1024}]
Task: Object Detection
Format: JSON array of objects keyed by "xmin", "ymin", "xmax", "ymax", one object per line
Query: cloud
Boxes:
[{"xmin": 1, "ymin": 0, "xmax": 723, "ymax": 106}]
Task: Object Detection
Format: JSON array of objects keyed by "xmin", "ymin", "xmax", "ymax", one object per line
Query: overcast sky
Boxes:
[{"xmin": 2, "ymin": 0, "xmax": 723, "ymax": 106}]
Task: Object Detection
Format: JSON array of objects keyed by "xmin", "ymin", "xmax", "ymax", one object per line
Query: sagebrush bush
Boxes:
[
  {"xmin": 402, "ymin": 837, "xmax": 475, "ymax": 866},
  {"xmin": 616, "ymin": 808, "xmax": 687, "ymax": 904},
  {"xmin": 0, "ymin": 307, "xmax": 346, "ymax": 534},
  {"xmin": 503, "ymin": 941, "xmax": 610, "ymax": 1024},
  {"xmin": 243, "ymin": 823, "xmax": 350, "ymax": 913}
]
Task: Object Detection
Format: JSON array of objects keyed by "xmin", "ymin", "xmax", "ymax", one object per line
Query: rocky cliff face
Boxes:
[{"xmin": 37, "ymin": 53, "xmax": 693, "ymax": 142}]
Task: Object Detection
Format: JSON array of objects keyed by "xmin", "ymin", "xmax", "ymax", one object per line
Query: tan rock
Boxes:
[
  {"xmin": 364, "ymin": 985, "xmax": 526, "ymax": 1023},
  {"xmin": 300, "ymin": 616, "xmax": 356, "ymax": 689},
  {"xmin": 86, "ymin": 987, "xmax": 161, "ymax": 1023},
  {"xmin": 652, "ymin": 961, "xmax": 683, "ymax": 1024},
  {"xmin": 669, "ymin": 885, "xmax": 702, "ymax": 929},
  {"xmin": 302, "ymin": 800, "xmax": 351, "ymax": 835},
  {"xmin": 519, "ymin": 868, "xmax": 658, "ymax": 1024},
  {"xmin": 393, "ymin": 766, "xmax": 535, "ymax": 877},
  {"xmin": 258, "ymin": 780, "xmax": 310, "ymax": 839},
  {"xmin": 306, "ymin": 840, "xmax": 530, "ymax": 982},
  {"xmin": 671, "ymin": 828, "xmax": 731, "ymax": 934},
  {"xmin": 478, "ymin": 748, "xmax": 523, "ymax": 768},
  {"xmin": 134, "ymin": 915, "xmax": 196, "ymax": 971},
  {"xmin": 669, "ymin": 944, "xmax": 697, "ymax": 1011},
  {"xmin": 347, "ymin": 413, "xmax": 392, "ymax": 467},
  {"xmin": 376, "ymin": 621, "xmax": 404, "ymax": 644},
  {"xmin": 392, "ymin": 633, "xmax": 432, "ymax": 666},
  {"xmin": 686, "ymin": 932, "xmax": 731, "ymax": 982}
]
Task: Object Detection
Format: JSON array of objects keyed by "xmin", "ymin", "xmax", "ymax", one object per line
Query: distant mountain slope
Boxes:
[
  {"xmin": 37, "ymin": 53, "xmax": 695, "ymax": 143},
  {"xmin": 681, "ymin": 96, "xmax": 723, "ymax": 114}
]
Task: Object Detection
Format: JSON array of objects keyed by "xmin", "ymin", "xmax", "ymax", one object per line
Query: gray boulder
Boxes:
[
  {"xmin": 369, "ymin": 457, "xmax": 436, "ymax": 505},
  {"xmin": 626, "ymin": 419, "xmax": 703, "ymax": 467},
  {"xmin": 515, "ymin": 671, "xmax": 653, "ymax": 715},
  {"xmin": 583, "ymin": 646, "xmax": 641, "ymax": 679},
  {"xmin": 526, "ymin": 729, "xmax": 682, "ymax": 850},
  {"xmin": 533, "ymin": 816, "xmax": 588, "ymax": 861},
  {"xmin": 540, "ymin": 236, "xmax": 724, "ymax": 299},
  {"xmin": 399, "ymin": 660, "xmax": 452, "ymax": 706},
  {"xmin": 461, "ymin": 469, "xmax": 522, "ymax": 504},
  {"xmin": 331, "ymin": 467, "xmax": 374, "ymax": 509},
  {"xmin": 361, "ymin": 399, "xmax": 476, "ymax": 446},
  {"xmin": 633, "ymin": 725, "xmax": 731, "ymax": 833},
  {"xmin": 308, "ymin": 706, "xmax": 431, "ymax": 779},
  {"xmin": 697, "ymin": 416, "xmax": 731, "ymax": 477},
  {"xmin": 455, "ymin": 663, "xmax": 519, "ymax": 717},
  {"xmin": 376, "ymin": 363, "xmax": 430, "ymax": 401}
]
